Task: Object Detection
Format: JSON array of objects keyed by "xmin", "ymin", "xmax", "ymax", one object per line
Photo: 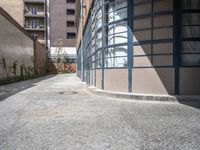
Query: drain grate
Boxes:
[{"xmin": 58, "ymin": 91, "xmax": 78, "ymax": 95}]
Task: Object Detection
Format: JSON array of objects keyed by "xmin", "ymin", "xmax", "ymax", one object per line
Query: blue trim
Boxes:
[
  {"xmin": 127, "ymin": 0, "xmax": 133, "ymax": 92},
  {"xmin": 101, "ymin": 0, "xmax": 105, "ymax": 90},
  {"xmin": 173, "ymin": 0, "xmax": 181, "ymax": 95},
  {"xmin": 151, "ymin": 0, "xmax": 154, "ymax": 66}
]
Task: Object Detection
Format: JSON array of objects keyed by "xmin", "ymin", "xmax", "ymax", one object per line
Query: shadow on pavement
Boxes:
[
  {"xmin": 176, "ymin": 96, "xmax": 200, "ymax": 109},
  {"xmin": 0, "ymin": 75, "xmax": 55, "ymax": 102}
]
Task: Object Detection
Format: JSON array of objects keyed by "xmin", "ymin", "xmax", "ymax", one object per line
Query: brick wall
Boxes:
[
  {"xmin": 34, "ymin": 40, "xmax": 48, "ymax": 75},
  {"xmin": 50, "ymin": 0, "xmax": 76, "ymax": 47},
  {"xmin": 49, "ymin": 63, "xmax": 76, "ymax": 73}
]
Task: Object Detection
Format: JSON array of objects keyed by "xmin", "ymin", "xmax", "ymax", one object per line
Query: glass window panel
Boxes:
[
  {"xmin": 108, "ymin": 0, "xmax": 127, "ymax": 12},
  {"xmin": 134, "ymin": 3, "xmax": 151, "ymax": 16},
  {"xmin": 108, "ymin": 8, "xmax": 127, "ymax": 23},
  {"xmin": 108, "ymin": 21, "xmax": 127, "ymax": 35},
  {"xmin": 134, "ymin": 30, "xmax": 151, "ymax": 42},
  {"xmin": 153, "ymin": 43, "xmax": 173, "ymax": 54},
  {"xmin": 154, "ymin": 15, "xmax": 173, "ymax": 27},
  {"xmin": 96, "ymin": 31, "xmax": 102, "ymax": 41},
  {"xmin": 154, "ymin": 0, "xmax": 173, "ymax": 12},
  {"xmin": 108, "ymin": 32, "xmax": 128, "ymax": 45},
  {"xmin": 96, "ymin": 39, "xmax": 102, "ymax": 49},
  {"xmin": 181, "ymin": 13, "xmax": 200, "ymax": 26},
  {"xmin": 134, "ymin": 0, "xmax": 149, "ymax": 5},
  {"xmin": 181, "ymin": 41, "xmax": 200, "ymax": 53},
  {"xmin": 97, "ymin": 0, "xmax": 102, "ymax": 7},
  {"xmin": 96, "ymin": 18, "xmax": 102, "ymax": 29},
  {"xmin": 105, "ymin": 45, "xmax": 127, "ymax": 58},
  {"xmin": 105, "ymin": 57, "xmax": 127, "ymax": 68},
  {"xmin": 133, "ymin": 56, "xmax": 152, "ymax": 67},
  {"xmin": 96, "ymin": 50, "xmax": 102, "ymax": 61},
  {"xmin": 182, "ymin": 0, "xmax": 200, "ymax": 10},
  {"xmin": 153, "ymin": 28, "xmax": 173, "ymax": 40},
  {"xmin": 134, "ymin": 44, "xmax": 151, "ymax": 56},
  {"xmin": 181, "ymin": 54, "xmax": 200, "ymax": 66},
  {"xmin": 134, "ymin": 17, "xmax": 151, "ymax": 30},
  {"xmin": 153, "ymin": 55, "xmax": 173, "ymax": 66},
  {"xmin": 181, "ymin": 26, "xmax": 200, "ymax": 38}
]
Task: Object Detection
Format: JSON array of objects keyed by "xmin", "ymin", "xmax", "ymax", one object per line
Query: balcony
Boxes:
[
  {"xmin": 38, "ymin": 39, "xmax": 45, "ymax": 44},
  {"xmin": 24, "ymin": 6, "xmax": 45, "ymax": 18},
  {"xmin": 24, "ymin": 12, "xmax": 45, "ymax": 18},
  {"xmin": 25, "ymin": 28, "xmax": 45, "ymax": 31},
  {"xmin": 24, "ymin": 0, "xmax": 45, "ymax": 4},
  {"xmin": 24, "ymin": 24, "xmax": 45, "ymax": 31}
]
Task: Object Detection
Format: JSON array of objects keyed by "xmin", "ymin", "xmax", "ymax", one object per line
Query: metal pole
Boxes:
[
  {"xmin": 101, "ymin": 0, "xmax": 105, "ymax": 90},
  {"xmin": 80, "ymin": 0, "xmax": 84, "ymax": 81},
  {"xmin": 127, "ymin": 0, "xmax": 133, "ymax": 92},
  {"xmin": 174, "ymin": 0, "xmax": 181, "ymax": 95}
]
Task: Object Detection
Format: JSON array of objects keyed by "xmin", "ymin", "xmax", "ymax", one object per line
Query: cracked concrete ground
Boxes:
[{"xmin": 0, "ymin": 74, "xmax": 200, "ymax": 150}]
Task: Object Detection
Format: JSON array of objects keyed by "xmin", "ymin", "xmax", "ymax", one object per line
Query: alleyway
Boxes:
[{"xmin": 0, "ymin": 74, "xmax": 200, "ymax": 150}]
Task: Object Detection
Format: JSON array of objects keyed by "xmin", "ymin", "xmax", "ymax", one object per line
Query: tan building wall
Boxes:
[
  {"xmin": 96, "ymin": 69, "xmax": 102, "ymax": 89},
  {"xmin": 132, "ymin": 68, "xmax": 174, "ymax": 95},
  {"xmin": 0, "ymin": 0, "xmax": 24, "ymax": 26},
  {"xmin": 104, "ymin": 69, "xmax": 128, "ymax": 93}
]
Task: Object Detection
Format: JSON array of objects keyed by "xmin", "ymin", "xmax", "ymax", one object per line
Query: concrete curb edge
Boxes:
[{"xmin": 87, "ymin": 86, "xmax": 200, "ymax": 102}]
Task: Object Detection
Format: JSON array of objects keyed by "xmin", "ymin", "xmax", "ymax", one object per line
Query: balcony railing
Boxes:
[
  {"xmin": 24, "ymin": 23, "xmax": 45, "ymax": 31},
  {"xmin": 38, "ymin": 39, "xmax": 45, "ymax": 44},
  {"xmin": 24, "ymin": 12, "xmax": 45, "ymax": 17},
  {"xmin": 24, "ymin": 0, "xmax": 45, "ymax": 4}
]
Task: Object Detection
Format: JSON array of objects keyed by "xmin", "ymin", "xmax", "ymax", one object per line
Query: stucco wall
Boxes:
[
  {"xmin": 104, "ymin": 69, "xmax": 128, "ymax": 92},
  {"xmin": 132, "ymin": 68, "xmax": 175, "ymax": 95},
  {"xmin": 0, "ymin": 1, "xmax": 24, "ymax": 26},
  {"xmin": 96, "ymin": 69, "xmax": 102, "ymax": 89},
  {"xmin": 0, "ymin": 14, "xmax": 34, "ymax": 79}
]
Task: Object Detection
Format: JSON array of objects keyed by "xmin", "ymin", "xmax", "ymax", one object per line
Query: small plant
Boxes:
[
  {"xmin": 27, "ymin": 66, "xmax": 33, "ymax": 77},
  {"xmin": 9, "ymin": 60, "xmax": 18, "ymax": 77},
  {"xmin": 20, "ymin": 64, "xmax": 26, "ymax": 78},
  {"xmin": 1, "ymin": 56, "xmax": 9, "ymax": 78},
  {"xmin": 39, "ymin": 24, "xmax": 43, "ymax": 28}
]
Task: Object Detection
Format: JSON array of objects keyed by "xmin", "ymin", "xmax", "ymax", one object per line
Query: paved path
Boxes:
[{"xmin": 0, "ymin": 74, "xmax": 200, "ymax": 150}]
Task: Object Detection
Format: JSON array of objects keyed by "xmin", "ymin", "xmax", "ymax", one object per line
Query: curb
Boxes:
[{"xmin": 87, "ymin": 86, "xmax": 200, "ymax": 103}]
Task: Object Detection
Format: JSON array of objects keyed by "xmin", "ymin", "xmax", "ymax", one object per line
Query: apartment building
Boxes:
[
  {"xmin": 76, "ymin": 0, "xmax": 200, "ymax": 95},
  {"xmin": 24, "ymin": 0, "xmax": 47, "ymax": 46},
  {"xmin": 49, "ymin": 0, "xmax": 76, "ymax": 63},
  {"xmin": 0, "ymin": 0, "xmax": 48, "ymax": 47}
]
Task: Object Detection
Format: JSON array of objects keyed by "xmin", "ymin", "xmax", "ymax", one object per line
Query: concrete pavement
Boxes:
[{"xmin": 0, "ymin": 74, "xmax": 200, "ymax": 150}]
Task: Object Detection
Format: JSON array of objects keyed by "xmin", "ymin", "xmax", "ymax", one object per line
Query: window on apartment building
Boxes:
[
  {"xmin": 67, "ymin": 21, "xmax": 75, "ymax": 27},
  {"xmin": 66, "ymin": 0, "xmax": 75, "ymax": 3},
  {"xmin": 67, "ymin": 32, "xmax": 76, "ymax": 39},
  {"xmin": 66, "ymin": 9, "xmax": 75, "ymax": 15}
]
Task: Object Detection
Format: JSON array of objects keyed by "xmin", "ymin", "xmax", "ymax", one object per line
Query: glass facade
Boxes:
[
  {"xmin": 181, "ymin": 0, "xmax": 200, "ymax": 66},
  {"xmin": 77, "ymin": 0, "xmax": 200, "ymax": 93}
]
